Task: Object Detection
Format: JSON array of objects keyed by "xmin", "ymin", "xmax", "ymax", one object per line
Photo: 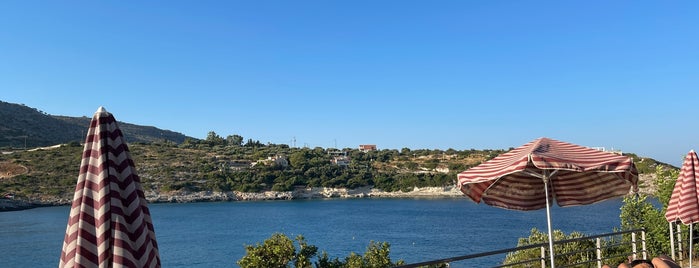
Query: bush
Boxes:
[
  {"xmin": 238, "ymin": 233, "xmax": 301, "ymax": 268},
  {"xmin": 503, "ymin": 228, "xmax": 595, "ymax": 267},
  {"xmin": 619, "ymin": 166, "xmax": 680, "ymax": 257},
  {"xmin": 237, "ymin": 233, "xmax": 405, "ymax": 268}
]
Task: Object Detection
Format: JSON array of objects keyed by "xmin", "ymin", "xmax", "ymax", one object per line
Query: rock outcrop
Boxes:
[{"xmin": 142, "ymin": 186, "xmax": 464, "ymax": 203}]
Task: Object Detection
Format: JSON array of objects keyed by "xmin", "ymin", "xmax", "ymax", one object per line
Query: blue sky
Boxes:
[{"xmin": 1, "ymin": 1, "xmax": 697, "ymax": 167}]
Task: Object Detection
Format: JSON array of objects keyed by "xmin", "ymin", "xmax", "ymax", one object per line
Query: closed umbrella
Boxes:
[
  {"xmin": 665, "ymin": 150, "xmax": 699, "ymax": 268},
  {"xmin": 457, "ymin": 137, "xmax": 638, "ymax": 268},
  {"xmin": 59, "ymin": 107, "xmax": 161, "ymax": 268}
]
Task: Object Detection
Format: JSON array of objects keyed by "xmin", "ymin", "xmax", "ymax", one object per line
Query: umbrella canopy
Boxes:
[
  {"xmin": 665, "ymin": 150, "xmax": 699, "ymax": 224},
  {"xmin": 665, "ymin": 150, "xmax": 699, "ymax": 267},
  {"xmin": 457, "ymin": 137, "xmax": 638, "ymax": 267},
  {"xmin": 458, "ymin": 137, "xmax": 638, "ymax": 210},
  {"xmin": 60, "ymin": 107, "xmax": 161, "ymax": 268}
]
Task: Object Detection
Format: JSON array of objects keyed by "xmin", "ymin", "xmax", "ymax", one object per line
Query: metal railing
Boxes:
[
  {"xmin": 396, "ymin": 229, "xmax": 647, "ymax": 268},
  {"xmin": 669, "ymin": 222, "xmax": 699, "ymax": 267}
]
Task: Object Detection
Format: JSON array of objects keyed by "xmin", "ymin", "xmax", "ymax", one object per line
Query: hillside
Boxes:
[
  {"xmin": 0, "ymin": 142, "xmax": 495, "ymax": 203},
  {"xmin": 0, "ymin": 138, "xmax": 674, "ymax": 207},
  {"xmin": 0, "ymin": 100, "xmax": 191, "ymax": 148},
  {"xmin": 0, "ymin": 101, "xmax": 678, "ymax": 208}
]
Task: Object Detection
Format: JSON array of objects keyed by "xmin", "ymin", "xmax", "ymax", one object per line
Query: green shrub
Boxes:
[
  {"xmin": 238, "ymin": 233, "xmax": 299, "ymax": 268},
  {"xmin": 237, "ymin": 233, "xmax": 405, "ymax": 268},
  {"xmin": 619, "ymin": 166, "xmax": 679, "ymax": 257},
  {"xmin": 503, "ymin": 228, "xmax": 595, "ymax": 267}
]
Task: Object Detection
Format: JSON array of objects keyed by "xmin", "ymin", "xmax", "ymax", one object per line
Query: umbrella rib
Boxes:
[
  {"xmin": 548, "ymin": 170, "xmax": 559, "ymax": 203},
  {"xmin": 522, "ymin": 170, "xmax": 544, "ymax": 179}
]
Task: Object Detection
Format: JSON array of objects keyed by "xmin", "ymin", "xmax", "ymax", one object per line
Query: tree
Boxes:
[
  {"xmin": 245, "ymin": 139, "xmax": 263, "ymax": 147},
  {"xmin": 289, "ymin": 150, "xmax": 310, "ymax": 169},
  {"xmin": 619, "ymin": 166, "xmax": 680, "ymax": 256},
  {"xmin": 227, "ymin": 134, "xmax": 244, "ymax": 146},
  {"xmin": 238, "ymin": 233, "xmax": 404, "ymax": 268},
  {"xmin": 238, "ymin": 233, "xmax": 298, "ymax": 268},
  {"xmin": 503, "ymin": 228, "xmax": 595, "ymax": 267},
  {"xmin": 205, "ymin": 131, "xmax": 226, "ymax": 146}
]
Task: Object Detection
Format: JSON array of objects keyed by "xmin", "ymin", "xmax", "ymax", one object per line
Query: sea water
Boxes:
[{"xmin": 0, "ymin": 198, "xmax": 626, "ymax": 267}]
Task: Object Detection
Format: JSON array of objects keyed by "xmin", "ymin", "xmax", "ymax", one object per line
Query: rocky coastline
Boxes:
[
  {"xmin": 0, "ymin": 186, "xmax": 466, "ymax": 212},
  {"xmin": 0, "ymin": 198, "xmax": 45, "ymax": 211},
  {"xmin": 146, "ymin": 186, "xmax": 464, "ymax": 203},
  {"xmin": 1, "ymin": 173, "xmax": 655, "ymax": 212}
]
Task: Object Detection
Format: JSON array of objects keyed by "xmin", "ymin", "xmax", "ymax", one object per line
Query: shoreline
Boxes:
[
  {"xmin": 0, "ymin": 186, "xmax": 465, "ymax": 212},
  {"xmin": 147, "ymin": 186, "xmax": 464, "ymax": 203}
]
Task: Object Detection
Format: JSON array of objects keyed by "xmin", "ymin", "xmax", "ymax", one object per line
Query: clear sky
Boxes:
[{"xmin": 1, "ymin": 1, "xmax": 697, "ymax": 167}]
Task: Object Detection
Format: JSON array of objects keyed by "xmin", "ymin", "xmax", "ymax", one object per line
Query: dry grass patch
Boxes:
[{"xmin": 0, "ymin": 161, "xmax": 28, "ymax": 179}]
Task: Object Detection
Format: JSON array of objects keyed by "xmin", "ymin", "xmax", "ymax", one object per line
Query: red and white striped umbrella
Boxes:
[
  {"xmin": 60, "ymin": 107, "xmax": 161, "ymax": 268},
  {"xmin": 665, "ymin": 150, "xmax": 699, "ymax": 267},
  {"xmin": 666, "ymin": 150, "xmax": 699, "ymax": 224},
  {"xmin": 457, "ymin": 137, "xmax": 638, "ymax": 268}
]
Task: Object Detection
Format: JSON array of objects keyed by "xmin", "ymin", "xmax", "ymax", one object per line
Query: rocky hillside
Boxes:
[
  {"xmin": 0, "ymin": 100, "xmax": 678, "ymax": 211},
  {"xmin": 0, "ymin": 100, "xmax": 191, "ymax": 148}
]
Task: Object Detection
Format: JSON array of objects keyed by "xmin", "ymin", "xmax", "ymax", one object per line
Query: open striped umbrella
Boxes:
[
  {"xmin": 457, "ymin": 137, "xmax": 638, "ymax": 268},
  {"xmin": 665, "ymin": 150, "xmax": 699, "ymax": 268},
  {"xmin": 59, "ymin": 107, "xmax": 161, "ymax": 268}
]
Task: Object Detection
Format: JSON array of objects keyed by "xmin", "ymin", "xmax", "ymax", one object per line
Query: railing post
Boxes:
[
  {"xmin": 541, "ymin": 246, "xmax": 546, "ymax": 268},
  {"xmin": 632, "ymin": 232, "xmax": 637, "ymax": 260},
  {"xmin": 641, "ymin": 229, "xmax": 647, "ymax": 260},
  {"xmin": 596, "ymin": 237, "xmax": 602, "ymax": 268}
]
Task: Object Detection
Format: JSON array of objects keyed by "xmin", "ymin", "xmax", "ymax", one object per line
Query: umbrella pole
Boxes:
[
  {"xmin": 670, "ymin": 222, "xmax": 675, "ymax": 261},
  {"xmin": 544, "ymin": 176, "xmax": 556, "ymax": 268},
  {"xmin": 691, "ymin": 224, "xmax": 694, "ymax": 268}
]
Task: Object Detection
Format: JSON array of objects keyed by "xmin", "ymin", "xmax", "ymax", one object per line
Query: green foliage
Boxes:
[
  {"xmin": 503, "ymin": 228, "xmax": 596, "ymax": 267},
  {"xmin": 237, "ymin": 233, "xmax": 404, "ymax": 268},
  {"xmin": 238, "ymin": 233, "xmax": 298, "ymax": 268},
  {"xmin": 654, "ymin": 166, "xmax": 680, "ymax": 210},
  {"xmin": 505, "ymin": 159, "xmax": 679, "ymax": 264},
  {"xmin": 619, "ymin": 166, "xmax": 680, "ymax": 257},
  {"xmin": 349, "ymin": 241, "xmax": 402, "ymax": 268},
  {"xmin": 619, "ymin": 194, "xmax": 669, "ymax": 257},
  {"xmin": 227, "ymin": 134, "xmax": 244, "ymax": 146},
  {"xmin": 206, "ymin": 131, "xmax": 226, "ymax": 146},
  {"xmin": 0, "ymin": 132, "xmax": 672, "ymax": 205}
]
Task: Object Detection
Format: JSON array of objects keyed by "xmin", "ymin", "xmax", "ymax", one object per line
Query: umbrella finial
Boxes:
[{"xmin": 96, "ymin": 106, "xmax": 107, "ymax": 114}]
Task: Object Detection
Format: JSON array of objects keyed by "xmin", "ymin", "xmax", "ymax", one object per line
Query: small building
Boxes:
[
  {"xmin": 328, "ymin": 150, "xmax": 350, "ymax": 166},
  {"xmin": 267, "ymin": 155, "xmax": 289, "ymax": 167},
  {"xmin": 332, "ymin": 155, "xmax": 350, "ymax": 166},
  {"xmin": 359, "ymin": 144, "xmax": 377, "ymax": 152},
  {"xmin": 590, "ymin": 146, "xmax": 623, "ymax": 155}
]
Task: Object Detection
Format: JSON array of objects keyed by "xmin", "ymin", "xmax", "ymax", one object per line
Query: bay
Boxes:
[{"xmin": 0, "ymin": 197, "xmax": 625, "ymax": 267}]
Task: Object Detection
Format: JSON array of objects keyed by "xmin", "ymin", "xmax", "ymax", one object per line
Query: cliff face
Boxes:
[
  {"xmin": 636, "ymin": 174, "xmax": 658, "ymax": 196},
  {"xmin": 0, "ymin": 198, "xmax": 40, "ymax": 211}
]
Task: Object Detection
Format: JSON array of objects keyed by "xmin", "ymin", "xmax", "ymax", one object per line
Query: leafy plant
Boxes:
[
  {"xmin": 503, "ymin": 228, "xmax": 595, "ymax": 267},
  {"xmin": 619, "ymin": 166, "xmax": 680, "ymax": 257},
  {"xmin": 237, "ymin": 233, "xmax": 405, "ymax": 268}
]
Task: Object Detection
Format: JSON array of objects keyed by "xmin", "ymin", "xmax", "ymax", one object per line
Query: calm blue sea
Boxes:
[{"xmin": 0, "ymin": 197, "xmax": 626, "ymax": 267}]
